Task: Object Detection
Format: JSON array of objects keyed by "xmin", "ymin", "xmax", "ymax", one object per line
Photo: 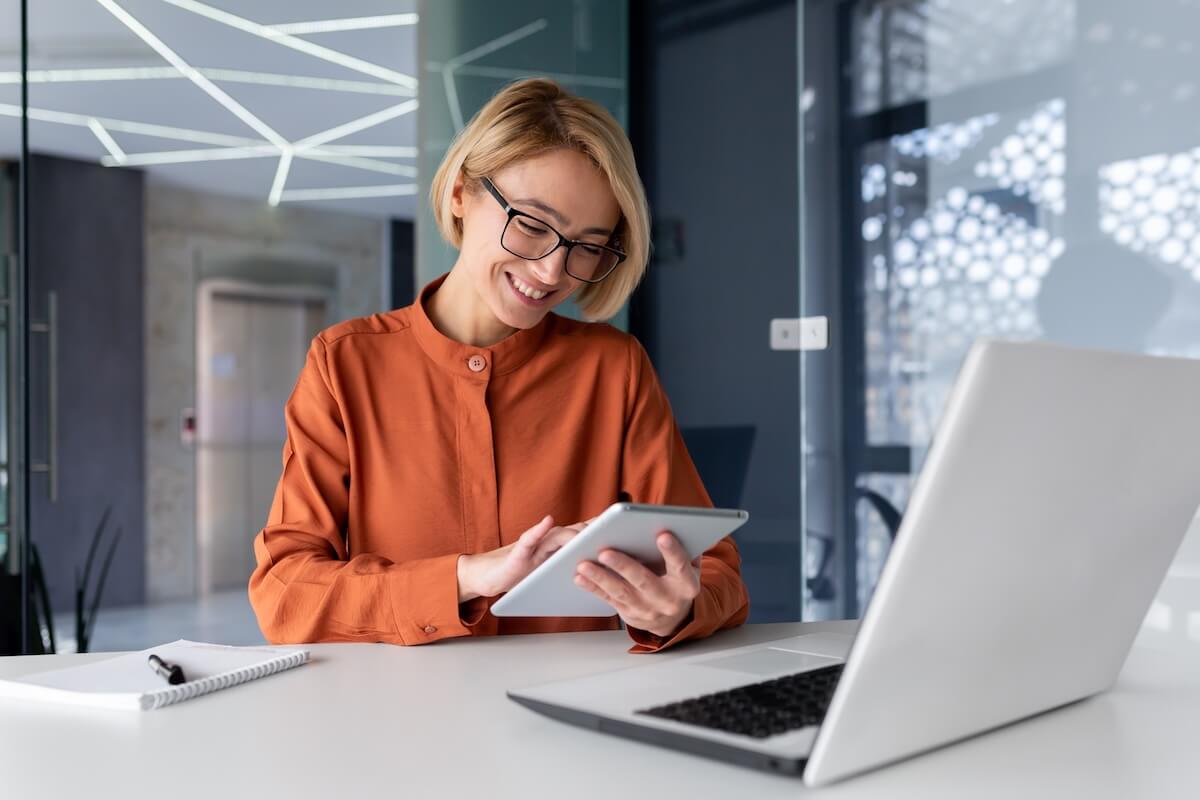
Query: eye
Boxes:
[
  {"xmin": 579, "ymin": 244, "xmax": 604, "ymax": 257},
  {"xmin": 516, "ymin": 218, "xmax": 550, "ymax": 236}
]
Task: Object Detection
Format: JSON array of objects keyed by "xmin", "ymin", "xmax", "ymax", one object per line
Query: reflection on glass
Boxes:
[
  {"xmin": 853, "ymin": 0, "xmax": 1075, "ymax": 115},
  {"xmin": 855, "ymin": 474, "xmax": 909, "ymax": 613},
  {"xmin": 848, "ymin": 0, "xmax": 1200, "ymax": 612}
]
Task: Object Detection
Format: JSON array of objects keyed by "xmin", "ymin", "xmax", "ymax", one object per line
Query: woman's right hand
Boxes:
[{"xmin": 456, "ymin": 515, "xmax": 590, "ymax": 603}]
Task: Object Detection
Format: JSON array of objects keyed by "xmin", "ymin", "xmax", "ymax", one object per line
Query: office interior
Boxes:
[{"xmin": 1, "ymin": 0, "xmax": 1199, "ymax": 658}]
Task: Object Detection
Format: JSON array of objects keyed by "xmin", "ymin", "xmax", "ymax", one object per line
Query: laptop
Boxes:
[{"xmin": 507, "ymin": 339, "xmax": 1200, "ymax": 786}]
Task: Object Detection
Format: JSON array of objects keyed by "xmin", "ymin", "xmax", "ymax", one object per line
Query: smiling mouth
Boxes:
[{"xmin": 506, "ymin": 271, "xmax": 557, "ymax": 303}]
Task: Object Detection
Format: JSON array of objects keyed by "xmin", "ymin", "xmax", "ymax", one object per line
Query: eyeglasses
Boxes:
[{"xmin": 480, "ymin": 176, "xmax": 626, "ymax": 284}]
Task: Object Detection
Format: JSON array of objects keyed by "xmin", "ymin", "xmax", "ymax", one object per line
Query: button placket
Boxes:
[{"xmin": 455, "ymin": 366, "xmax": 502, "ymax": 554}]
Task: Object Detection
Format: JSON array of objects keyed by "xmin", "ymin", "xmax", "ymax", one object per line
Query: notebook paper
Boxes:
[{"xmin": 0, "ymin": 639, "xmax": 310, "ymax": 711}]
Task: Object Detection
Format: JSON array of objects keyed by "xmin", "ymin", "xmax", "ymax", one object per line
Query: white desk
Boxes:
[{"xmin": 1, "ymin": 618, "xmax": 1199, "ymax": 799}]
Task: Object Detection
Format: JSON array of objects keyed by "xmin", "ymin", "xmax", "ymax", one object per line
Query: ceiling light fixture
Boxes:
[
  {"xmin": 0, "ymin": 103, "xmax": 263, "ymax": 147},
  {"xmin": 162, "ymin": 0, "xmax": 417, "ymax": 89},
  {"xmin": 294, "ymin": 99, "xmax": 419, "ymax": 152},
  {"xmin": 266, "ymin": 14, "xmax": 419, "ymax": 35},
  {"xmin": 100, "ymin": 144, "xmax": 279, "ymax": 167},
  {"xmin": 302, "ymin": 154, "xmax": 417, "ymax": 177},
  {"xmin": 87, "ymin": 118, "xmax": 128, "ymax": 164},
  {"xmin": 268, "ymin": 148, "xmax": 294, "ymax": 206},
  {"xmin": 92, "ymin": 145, "xmax": 413, "ymax": 178},
  {"xmin": 96, "ymin": 0, "xmax": 291, "ymax": 152},
  {"xmin": 0, "ymin": 67, "xmax": 413, "ymax": 96},
  {"xmin": 279, "ymin": 184, "xmax": 419, "ymax": 202},
  {"xmin": 314, "ymin": 145, "xmax": 418, "ymax": 158}
]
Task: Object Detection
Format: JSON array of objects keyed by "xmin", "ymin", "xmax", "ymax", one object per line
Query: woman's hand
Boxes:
[
  {"xmin": 457, "ymin": 515, "xmax": 590, "ymax": 602},
  {"xmin": 574, "ymin": 531, "xmax": 702, "ymax": 639}
]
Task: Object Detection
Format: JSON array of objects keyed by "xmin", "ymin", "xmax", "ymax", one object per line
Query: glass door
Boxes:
[{"xmin": 801, "ymin": 0, "xmax": 1200, "ymax": 621}]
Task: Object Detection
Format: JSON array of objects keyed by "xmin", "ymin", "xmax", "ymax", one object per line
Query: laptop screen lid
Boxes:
[{"xmin": 805, "ymin": 339, "xmax": 1200, "ymax": 786}]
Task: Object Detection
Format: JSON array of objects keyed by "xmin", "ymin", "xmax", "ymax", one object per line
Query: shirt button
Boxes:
[
  {"xmin": 423, "ymin": 625, "xmax": 437, "ymax": 634},
  {"xmin": 467, "ymin": 355, "xmax": 487, "ymax": 372}
]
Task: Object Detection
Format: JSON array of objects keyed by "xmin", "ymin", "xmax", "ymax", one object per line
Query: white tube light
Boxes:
[
  {"xmin": 314, "ymin": 145, "xmax": 418, "ymax": 158},
  {"xmin": 294, "ymin": 99, "xmax": 418, "ymax": 151},
  {"xmin": 100, "ymin": 145, "xmax": 279, "ymax": 167},
  {"xmin": 267, "ymin": 14, "xmax": 419, "ymax": 35},
  {"xmin": 96, "ymin": 0, "xmax": 291, "ymax": 151},
  {"xmin": 301, "ymin": 154, "xmax": 417, "ymax": 177},
  {"xmin": 268, "ymin": 149, "xmax": 295, "ymax": 206},
  {"xmin": 87, "ymin": 118, "xmax": 127, "ymax": 164},
  {"xmin": 279, "ymin": 184, "xmax": 418, "ymax": 202},
  {"xmin": 0, "ymin": 67, "xmax": 413, "ymax": 96},
  {"xmin": 162, "ymin": 0, "xmax": 417, "ymax": 89},
  {"xmin": 92, "ymin": 145, "xmax": 412, "ymax": 177},
  {"xmin": 0, "ymin": 103, "xmax": 264, "ymax": 147}
]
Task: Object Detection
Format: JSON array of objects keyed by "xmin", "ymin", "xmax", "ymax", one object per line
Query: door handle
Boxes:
[
  {"xmin": 29, "ymin": 291, "xmax": 57, "ymax": 502},
  {"xmin": 770, "ymin": 316, "xmax": 829, "ymax": 351}
]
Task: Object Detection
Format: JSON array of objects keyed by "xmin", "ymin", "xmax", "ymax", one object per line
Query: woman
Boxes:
[{"xmin": 249, "ymin": 78, "xmax": 749, "ymax": 652}]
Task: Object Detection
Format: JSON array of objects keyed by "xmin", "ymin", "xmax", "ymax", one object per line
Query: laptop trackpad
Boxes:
[{"xmin": 695, "ymin": 648, "xmax": 841, "ymax": 676}]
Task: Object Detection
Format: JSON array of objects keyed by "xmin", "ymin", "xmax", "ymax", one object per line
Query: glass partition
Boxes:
[
  {"xmin": 806, "ymin": 0, "xmax": 1200, "ymax": 619},
  {"xmin": 16, "ymin": 0, "xmax": 418, "ymax": 653}
]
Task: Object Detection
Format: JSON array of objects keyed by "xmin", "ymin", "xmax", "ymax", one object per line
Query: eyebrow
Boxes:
[{"xmin": 510, "ymin": 196, "xmax": 613, "ymax": 238}]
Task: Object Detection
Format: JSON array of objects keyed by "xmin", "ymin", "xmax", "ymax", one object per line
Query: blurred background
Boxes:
[{"xmin": 1, "ymin": 0, "xmax": 1199, "ymax": 655}]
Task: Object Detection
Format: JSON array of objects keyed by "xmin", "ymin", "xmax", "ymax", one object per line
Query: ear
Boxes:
[{"xmin": 449, "ymin": 171, "xmax": 468, "ymax": 219}]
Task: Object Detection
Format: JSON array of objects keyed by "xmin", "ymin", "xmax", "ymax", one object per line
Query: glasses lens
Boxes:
[
  {"xmin": 502, "ymin": 215, "xmax": 557, "ymax": 259},
  {"xmin": 566, "ymin": 245, "xmax": 621, "ymax": 282}
]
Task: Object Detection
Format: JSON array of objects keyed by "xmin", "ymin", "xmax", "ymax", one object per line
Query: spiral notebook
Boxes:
[{"xmin": 0, "ymin": 639, "xmax": 310, "ymax": 711}]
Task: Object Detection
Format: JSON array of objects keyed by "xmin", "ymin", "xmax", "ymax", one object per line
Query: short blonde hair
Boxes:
[{"xmin": 431, "ymin": 78, "xmax": 650, "ymax": 321}]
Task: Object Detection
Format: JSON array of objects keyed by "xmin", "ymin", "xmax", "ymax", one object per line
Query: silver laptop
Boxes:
[{"xmin": 508, "ymin": 339, "xmax": 1200, "ymax": 786}]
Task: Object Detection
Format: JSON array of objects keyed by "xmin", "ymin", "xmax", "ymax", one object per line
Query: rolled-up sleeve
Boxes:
[
  {"xmin": 619, "ymin": 337, "xmax": 751, "ymax": 653},
  {"xmin": 248, "ymin": 336, "xmax": 483, "ymax": 645}
]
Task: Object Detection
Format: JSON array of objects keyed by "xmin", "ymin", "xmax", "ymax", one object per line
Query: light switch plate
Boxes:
[{"xmin": 771, "ymin": 317, "xmax": 829, "ymax": 351}]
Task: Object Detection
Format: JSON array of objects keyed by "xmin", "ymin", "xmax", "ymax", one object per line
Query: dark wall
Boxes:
[
  {"xmin": 391, "ymin": 218, "xmax": 415, "ymax": 309},
  {"xmin": 633, "ymin": 0, "xmax": 803, "ymax": 621},
  {"xmin": 27, "ymin": 154, "xmax": 145, "ymax": 613}
]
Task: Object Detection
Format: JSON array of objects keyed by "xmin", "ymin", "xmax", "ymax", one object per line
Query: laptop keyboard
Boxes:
[{"xmin": 636, "ymin": 663, "xmax": 844, "ymax": 739}]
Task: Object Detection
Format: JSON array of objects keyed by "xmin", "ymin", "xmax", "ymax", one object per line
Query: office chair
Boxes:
[{"xmin": 679, "ymin": 425, "xmax": 757, "ymax": 509}]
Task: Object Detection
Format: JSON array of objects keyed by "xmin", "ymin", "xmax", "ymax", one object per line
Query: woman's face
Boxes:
[{"xmin": 451, "ymin": 148, "xmax": 622, "ymax": 330}]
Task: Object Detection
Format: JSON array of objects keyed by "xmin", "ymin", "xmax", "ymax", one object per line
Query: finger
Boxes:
[
  {"xmin": 531, "ymin": 527, "xmax": 580, "ymax": 560},
  {"xmin": 574, "ymin": 573, "xmax": 633, "ymax": 616},
  {"xmin": 657, "ymin": 531, "xmax": 693, "ymax": 576},
  {"xmin": 576, "ymin": 561, "xmax": 638, "ymax": 607},
  {"xmin": 597, "ymin": 549, "xmax": 668, "ymax": 599},
  {"xmin": 513, "ymin": 516, "xmax": 555, "ymax": 558}
]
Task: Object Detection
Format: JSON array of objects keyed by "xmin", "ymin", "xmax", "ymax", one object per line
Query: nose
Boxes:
[{"xmin": 531, "ymin": 245, "xmax": 569, "ymax": 285}]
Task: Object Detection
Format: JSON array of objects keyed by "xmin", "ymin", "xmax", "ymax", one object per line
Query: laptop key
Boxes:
[{"xmin": 637, "ymin": 663, "xmax": 845, "ymax": 739}]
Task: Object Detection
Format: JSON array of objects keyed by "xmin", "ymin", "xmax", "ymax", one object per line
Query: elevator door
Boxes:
[{"xmin": 197, "ymin": 286, "xmax": 328, "ymax": 593}]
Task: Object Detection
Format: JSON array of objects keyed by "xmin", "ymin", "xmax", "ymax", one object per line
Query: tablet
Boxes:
[{"xmin": 490, "ymin": 503, "xmax": 749, "ymax": 617}]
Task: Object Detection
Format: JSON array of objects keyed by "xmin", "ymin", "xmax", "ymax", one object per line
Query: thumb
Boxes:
[{"xmin": 515, "ymin": 515, "xmax": 555, "ymax": 556}]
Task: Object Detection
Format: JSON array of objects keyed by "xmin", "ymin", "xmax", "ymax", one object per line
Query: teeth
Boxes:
[{"xmin": 510, "ymin": 274, "xmax": 548, "ymax": 300}]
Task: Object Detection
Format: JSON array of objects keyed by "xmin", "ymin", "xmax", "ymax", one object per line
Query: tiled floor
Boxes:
[{"xmin": 51, "ymin": 590, "xmax": 266, "ymax": 654}]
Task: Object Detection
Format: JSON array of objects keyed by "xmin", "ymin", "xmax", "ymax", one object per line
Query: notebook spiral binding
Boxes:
[{"xmin": 141, "ymin": 650, "xmax": 311, "ymax": 710}]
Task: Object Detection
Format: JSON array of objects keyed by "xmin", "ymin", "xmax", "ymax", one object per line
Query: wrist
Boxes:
[{"xmin": 456, "ymin": 554, "xmax": 480, "ymax": 603}]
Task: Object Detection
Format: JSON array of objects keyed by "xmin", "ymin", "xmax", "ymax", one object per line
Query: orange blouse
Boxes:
[{"xmin": 249, "ymin": 275, "xmax": 749, "ymax": 652}]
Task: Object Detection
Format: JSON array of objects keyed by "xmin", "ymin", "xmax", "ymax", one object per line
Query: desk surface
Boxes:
[{"xmin": 1, "ymin": 618, "xmax": 1199, "ymax": 799}]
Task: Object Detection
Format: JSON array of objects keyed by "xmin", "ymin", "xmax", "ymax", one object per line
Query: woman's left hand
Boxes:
[{"xmin": 574, "ymin": 531, "xmax": 701, "ymax": 638}]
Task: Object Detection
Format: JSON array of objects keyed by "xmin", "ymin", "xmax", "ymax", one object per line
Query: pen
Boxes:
[{"xmin": 147, "ymin": 653, "xmax": 187, "ymax": 685}]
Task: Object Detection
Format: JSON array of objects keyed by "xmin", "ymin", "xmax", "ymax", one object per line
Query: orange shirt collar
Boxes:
[{"xmin": 409, "ymin": 273, "xmax": 552, "ymax": 379}]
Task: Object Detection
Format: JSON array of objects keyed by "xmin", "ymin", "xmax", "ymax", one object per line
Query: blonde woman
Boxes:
[{"xmin": 249, "ymin": 78, "xmax": 749, "ymax": 652}]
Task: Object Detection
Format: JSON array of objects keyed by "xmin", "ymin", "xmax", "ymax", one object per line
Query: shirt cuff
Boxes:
[
  {"xmin": 625, "ymin": 597, "xmax": 705, "ymax": 654},
  {"xmin": 388, "ymin": 553, "xmax": 486, "ymax": 644}
]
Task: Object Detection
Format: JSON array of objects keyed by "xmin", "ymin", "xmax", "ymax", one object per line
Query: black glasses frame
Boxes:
[{"xmin": 480, "ymin": 176, "xmax": 627, "ymax": 284}]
